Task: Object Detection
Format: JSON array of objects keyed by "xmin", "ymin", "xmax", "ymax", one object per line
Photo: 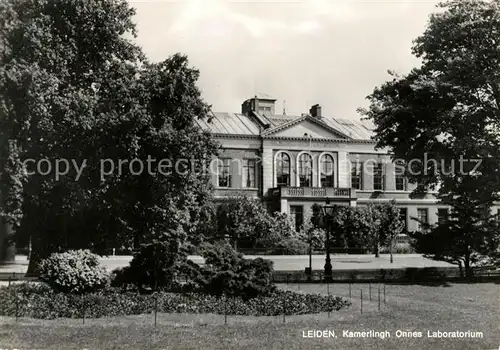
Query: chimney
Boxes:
[{"xmin": 309, "ymin": 104, "xmax": 322, "ymax": 118}]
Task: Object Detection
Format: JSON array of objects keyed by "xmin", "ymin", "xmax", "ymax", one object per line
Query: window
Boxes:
[
  {"xmin": 290, "ymin": 206, "xmax": 304, "ymax": 232},
  {"xmin": 276, "ymin": 153, "xmax": 290, "ymax": 187},
  {"xmin": 399, "ymin": 208, "xmax": 408, "ymax": 232},
  {"xmin": 395, "ymin": 161, "xmax": 407, "ymax": 191},
  {"xmin": 351, "ymin": 161, "xmax": 362, "ymax": 190},
  {"xmin": 298, "ymin": 153, "xmax": 313, "ymax": 187},
  {"xmin": 320, "ymin": 154, "xmax": 334, "ymax": 187},
  {"xmin": 242, "ymin": 159, "xmax": 256, "ymax": 188},
  {"xmin": 217, "ymin": 159, "xmax": 231, "ymax": 187},
  {"xmin": 438, "ymin": 208, "xmax": 448, "ymax": 224},
  {"xmin": 373, "ymin": 163, "xmax": 385, "ymax": 191},
  {"xmin": 416, "ymin": 208, "xmax": 428, "ymax": 231}
]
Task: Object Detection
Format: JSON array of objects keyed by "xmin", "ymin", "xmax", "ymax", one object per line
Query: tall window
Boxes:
[
  {"xmin": 351, "ymin": 161, "xmax": 362, "ymax": 190},
  {"xmin": 373, "ymin": 163, "xmax": 385, "ymax": 191},
  {"xmin": 417, "ymin": 208, "xmax": 428, "ymax": 231},
  {"xmin": 242, "ymin": 159, "xmax": 256, "ymax": 188},
  {"xmin": 395, "ymin": 160, "xmax": 406, "ymax": 191},
  {"xmin": 298, "ymin": 153, "xmax": 313, "ymax": 187},
  {"xmin": 290, "ymin": 206, "xmax": 304, "ymax": 232},
  {"xmin": 320, "ymin": 154, "xmax": 335, "ymax": 187},
  {"xmin": 438, "ymin": 208, "xmax": 448, "ymax": 224},
  {"xmin": 276, "ymin": 153, "xmax": 290, "ymax": 187},
  {"xmin": 399, "ymin": 208, "xmax": 408, "ymax": 232},
  {"xmin": 217, "ymin": 159, "xmax": 231, "ymax": 188}
]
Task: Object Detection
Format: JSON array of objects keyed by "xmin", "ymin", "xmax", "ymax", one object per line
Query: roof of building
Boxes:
[
  {"xmin": 197, "ymin": 112, "xmax": 261, "ymax": 135},
  {"xmin": 254, "ymin": 93, "xmax": 276, "ymax": 100},
  {"xmin": 196, "ymin": 110, "xmax": 375, "ymax": 140}
]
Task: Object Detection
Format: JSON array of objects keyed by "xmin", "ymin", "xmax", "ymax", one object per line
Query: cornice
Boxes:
[
  {"xmin": 263, "ymin": 136, "xmax": 376, "ymax": 144},
  {"xmin": 213, "ymin": 133, "xmax": 261, "ymax": 140}
]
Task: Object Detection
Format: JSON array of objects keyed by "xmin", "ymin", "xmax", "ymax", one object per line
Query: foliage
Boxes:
[
  {"xmin": 111, "ymin": 242, "xmax": 277, "ymax": 299},
  {"xmin": 110, "ymin": 240, "xmax": 188, "ymax": 292},
  {"xmin": 195, "ymin": 243, "xmax": 276, "ymax": 299},
  {"xmin": 380, "ymin": 243, "xmax": 415, "ymax": 254},
  {"xmin": 0, "ymin": 0, "xmax": 218, "ymax": 269},
  {"xmin": 215, "ymin": 195, "xmax": 295, "ymax": 249},
  {"xmin": 0, "ymin": 283, "xmax": 351, "ymax": 319},
  {"xmin": 300, "ymin": 228, "xmax": 326, "ymax": 251},
  {"xmin": 378, "ymin": 200, "xmax": 405, "ymax": 261},
  {"xmin": 37, "ymin": 250, "xmax": 109, "ymax": 294},
  {"xmin": 410, "ymin": 209, "xmax": 500, "ymax": 277},
  {"xmin": 268, "ymin": 238, "xmax": 309, "ymax": 255},
  {"xmin": 318, "ymin": 202, "xmax": 404, "ymax": 257},
  {"xmin": 359, "ymin": 0, "xmax": 500, "ymax": 276},
  {"xmin": 296, "ymin": 204, "xmax": 324, "ymax": 250}
]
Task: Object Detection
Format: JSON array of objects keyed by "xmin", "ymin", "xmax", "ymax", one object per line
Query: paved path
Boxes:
[{"xmin": 0, "ymin": 254, "xmax": 455, "ymax": 274}]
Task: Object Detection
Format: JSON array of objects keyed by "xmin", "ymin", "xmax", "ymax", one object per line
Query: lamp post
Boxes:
[
  {"xmin": 307, "ymin": 229, "xmax": 312, "ymax": 281},
  {"xmin": 322, "ymin": 199, "xmax": 336, "ymax": 282}
]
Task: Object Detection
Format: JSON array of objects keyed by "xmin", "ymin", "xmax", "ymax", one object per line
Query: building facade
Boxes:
[{"xmin": 196, "ymin": 95, "xmax": 497, "ymax": 233}]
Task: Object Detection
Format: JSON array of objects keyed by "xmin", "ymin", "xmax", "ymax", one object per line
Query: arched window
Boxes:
[
  {"xmin": 298, "ymin": 153, "xmax": 313, "ymax": 187},
  {"xmin": 320, "ymin": 154, "xmax": 335, "ymax": 187},
  {"xmin": 276, "ymin": 153, "xmax": 290, "ymax": 187}
]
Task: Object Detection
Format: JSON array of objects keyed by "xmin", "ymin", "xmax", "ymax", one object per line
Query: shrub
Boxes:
[
  {"xmin": 111, "ymin": 240, "xmax": 186, "ymax": 292},
  {"xmin": 38, "ymin": 250, "xmax": 109, "ymax": 294},
  {"xmin": 111, "ymin": 242, "xmax": 277, "ymax": 299},
  {"xmin": 297, "ymin": 228, "xmax": 326, "ymax": 251},
  {"xmin": 380, "ymin": 243, "xmax": 415, "ymax": 254},
  {"xmin": 269, "ymin": 238, "xmax": 309, "ymax": 255},
  {"xmin": 0, "ymin": 283, "xmax": 351, "ymax": 319},
  {"xmin": 197, "ymin": 243, "xmax": 276, "ymax": 299}
]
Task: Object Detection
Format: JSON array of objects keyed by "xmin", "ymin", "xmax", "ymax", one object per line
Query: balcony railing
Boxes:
[{"xmin": 272, "ymin": 187, "xmax": 354, "ymax": 198}]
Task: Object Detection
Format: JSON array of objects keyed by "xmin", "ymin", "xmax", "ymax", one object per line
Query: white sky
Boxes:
[{"xmin": 130, "ymin": 0, "xmax": 441, "ymax": 120}]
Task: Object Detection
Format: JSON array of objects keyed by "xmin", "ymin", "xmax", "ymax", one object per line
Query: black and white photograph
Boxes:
[{"xmin": 0, "ymin": 0, "xmax": 499, "ymax": 349}]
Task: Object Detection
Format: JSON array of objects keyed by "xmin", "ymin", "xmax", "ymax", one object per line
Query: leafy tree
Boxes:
[
  {"xmin": 215, "ymin": 195, "xmax": 295, "ymax": 250},
  {"xmin": 359, "ymin": 203, "xmax": 385, "ymax": 257},
  {"xmin": 359, "ymin": 0, "xmax": 500, "ymax": 276},
  {"xmin": 411, "ymin": 205, "xmax": 500, "ymax": 277},
  {"xmin": 0, "ymin": 0, "xmax": 218, "ymax": 270},
  {"xmin": 378, "ymin": 201, "xmax": 405, "ymax": 263}
]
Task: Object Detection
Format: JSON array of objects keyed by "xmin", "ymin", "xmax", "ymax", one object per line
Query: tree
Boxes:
[
  {"xmin": 215, "ymin": 195, "xmax": 295, "ymax": 250},
  {"xmin": 378, "ymin": 201, "xmax": 405, "ymax": 263},
  {"xmin": 297, "ymin": 204, "xmax": 324, "ymax": 250},
  {"xmin": 359, "ymin": 203, "xmax": 385, "ymax": 257},
  {"xmin": 359, "ymin": 0, "xmax": 500, "ymax": 277},
  {"xmin": 0, "ymin": 0, "xmax": 218, "ymax": 271},
  {"xmin": 411, "ymin": 201, "xmax": 500, "ymax": 277}
]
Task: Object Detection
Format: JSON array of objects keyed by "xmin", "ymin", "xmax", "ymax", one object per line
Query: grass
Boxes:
[{"xmin": 0, "ymin": 283, "xmax": 498, "ymax": 349}]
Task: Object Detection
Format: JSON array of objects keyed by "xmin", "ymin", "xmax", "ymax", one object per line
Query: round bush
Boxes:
[{"xmin": 38, "ymin": 249, "xmax": 109, "ymax": 294}]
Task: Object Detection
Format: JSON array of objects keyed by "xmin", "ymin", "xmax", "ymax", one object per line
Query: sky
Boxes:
[{"xmin": 129, "ymin": 0, "xmax": 442, "ymax": 120}]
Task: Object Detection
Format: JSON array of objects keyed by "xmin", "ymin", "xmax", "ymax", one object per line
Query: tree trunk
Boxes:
[
  {"xmin": 457, "ymin": 259, "xmax": 464, "ymax": 278},
  {"xmin": 0, "ymin": 219, "xmax": 15, "ymax": 263},
  {"xmin": 464, "ymin": 254, "xmax": 473, "ymax": 280},
  {"xmin": 374, "ymin": 242, "xmax": 380, "ymax": 258},
  {"xmin": 25, "ymin": 240, "xmax": 41, "ymax": 276},
  {"xmin": 390, "ymin": 241, "xmax": 393, "ymax": 264}
]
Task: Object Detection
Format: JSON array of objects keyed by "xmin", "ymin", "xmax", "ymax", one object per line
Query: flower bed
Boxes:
[{"xmin": 0, "ymin": 283, "xmax": 351, "ymax": 319}]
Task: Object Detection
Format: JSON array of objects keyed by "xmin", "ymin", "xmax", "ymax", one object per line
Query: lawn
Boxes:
[{"xmin": 0, "ymin": 282, "xmax": 498, "ymax": 349}]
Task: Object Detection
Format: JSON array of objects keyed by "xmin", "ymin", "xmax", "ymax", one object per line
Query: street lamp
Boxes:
[{"xmin": 321, "ymin": 199, "xmax": 336, "ymax": 282}]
